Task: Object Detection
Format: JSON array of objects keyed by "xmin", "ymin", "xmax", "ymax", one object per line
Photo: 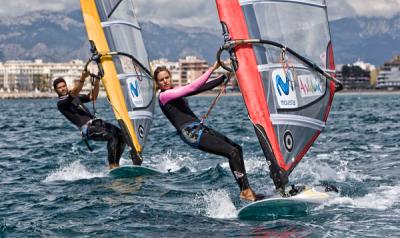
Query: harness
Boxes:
[
  {"xmin": 179, "ymin": 122, "xmax": 206, "ymax": 148},
  {"xmin": 80, "ymin": 119, "xmax": 94, "ymax": 152}
]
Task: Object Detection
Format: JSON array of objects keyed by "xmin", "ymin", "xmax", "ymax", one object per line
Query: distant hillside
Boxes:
[
  {"xmin": 331, "ymin": 15, "xmax": 400, "ymax": 65},
  {"xmin": 0, "ymin": 10, "xmax": 399, "ymax": 66}
]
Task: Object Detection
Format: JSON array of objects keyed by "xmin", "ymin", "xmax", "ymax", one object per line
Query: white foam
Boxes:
[
  {"xmin": 220, "ymin": 155, "xmax": 267, "ymax": 174},
  {"xmin": 293, "ymin": 159, "xmax": 343, "ymax": 183},
  {"xmin": 195, "ymin": 189, "xmax": 237, "ymax": 219},
  {"xmin": 295, "ymin": 157, "xmax": 380, "ymax": 184},
  {"xmin": 244, "ymin": 157, "xmax": 268, "ymax": 174},
  {"xmin": 149, "ymin": 151, "xmax": 198, "ymax": 173},
  {"xmin": 119, "ymin": 156, "xmax": 132, "ymax": 166},
  {"xmin": 44, "ymin": 160, "xmax": 106, "ymax": 182},
  {"xmin": 327, "ymin": 185, "xmax": 400, "ymax": 210}
]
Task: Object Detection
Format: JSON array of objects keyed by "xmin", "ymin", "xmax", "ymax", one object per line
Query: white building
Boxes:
[
  {"xmin": 0, "ymin": 59, "xmax": 91, "ymax": 92},
  {"xmin": 179, "ymin": 56, "xmax": 209, "ymax": 85},
  {"xmin": 376, "ymin": 56, "xmax": 400, "ymax": 89},
  {"xmin": 151, "ymin": 56, "xmax": 238, "ymax": 91},
  {"xmin": 151, "ymin": 56, "xmax": 210, "ymax": 87},
  {"xmin": 151, "ymin": 58, "xmax": 180, "ymax": 86}
]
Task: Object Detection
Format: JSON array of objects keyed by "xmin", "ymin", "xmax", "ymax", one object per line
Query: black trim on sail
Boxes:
[
  {"xmin": 107, "ymin": 0, "xmax": 124, "ymax": 19},
  {"xmin": 254, "ymin": 124, "xmax": 289, "ymax": 191}
]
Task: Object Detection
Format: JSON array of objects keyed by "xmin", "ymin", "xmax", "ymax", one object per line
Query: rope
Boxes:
[
  {"xmin": 200, "ymin": 72, "xmax": 232, "ymax": 125},
  {"xmin": 279, "ymin": 48, "xmax": 296, "ymax": 89},
  {"xmin": 90, "ymin": 75, "xmax": 97, "ymax": 117}
]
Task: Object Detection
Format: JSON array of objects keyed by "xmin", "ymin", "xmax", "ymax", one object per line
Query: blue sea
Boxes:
[{"xmin": 1, "ymin": 94, "xmax": 399, "ymax": 237}]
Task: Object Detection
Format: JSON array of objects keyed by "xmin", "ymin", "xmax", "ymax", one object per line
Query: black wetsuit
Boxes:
[
  {"xmin": 57, "ymin": 93, "xmax": 125, "ymax": 165},
  {"xmin": 159, "ymin": 76, "xmax": 251, "ymax": 191}
]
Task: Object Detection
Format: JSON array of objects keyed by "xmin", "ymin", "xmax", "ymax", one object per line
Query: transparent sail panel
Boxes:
[
  {"xmin": 251, "ymin": 1, "xmax": 330, "ymax": 69},
  {"xmin": 103, "ymin": 24, "xmax": 149, "ymax": 70},
  {"xmin": 108, "ymin": 0, "xmax": 138, "ymax": 23},
  {"xmin": 96, "ymin": 0, "xmax": 122, "ymax": 19}
]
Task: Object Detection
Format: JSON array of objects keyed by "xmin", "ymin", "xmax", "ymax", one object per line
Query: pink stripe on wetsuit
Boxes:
[{"xmin": 159, "ymin": 67, "xmax": 214, "ymax": 106}]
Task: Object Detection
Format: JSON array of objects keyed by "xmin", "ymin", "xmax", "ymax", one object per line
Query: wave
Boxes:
[{"xmin": 43, "ymin": 160, "xmax": 106, "ymax": 182}]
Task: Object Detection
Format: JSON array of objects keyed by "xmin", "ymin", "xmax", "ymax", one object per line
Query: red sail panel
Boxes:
[{"xmin": 215, "ymin": 0, "xmax": 287, "ymax": 170}]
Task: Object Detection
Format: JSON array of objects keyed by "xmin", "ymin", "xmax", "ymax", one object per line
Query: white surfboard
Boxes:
[
  {"xmin": 238, "ymin": 187, "xmax": 330, "ymax": 220},
  {"xmin": 109, "ymin": 165, "xmax": 162, "ymax": 178}
]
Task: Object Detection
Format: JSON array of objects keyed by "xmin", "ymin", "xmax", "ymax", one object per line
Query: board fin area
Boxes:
[
  {"xmin": 109, "ymin": 165, "xmax": 162, "ymax": 178},
  {"xmin": 238, "ymin": 186, "xmax": 331, "ymax": 220}
]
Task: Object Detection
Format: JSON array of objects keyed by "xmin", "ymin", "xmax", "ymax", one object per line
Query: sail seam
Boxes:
[
  {"xmin": 128, "ymin": 111, "xmax": 153, "ymax": 119},
  {"xmin": 118, "ymin": 73, "xmax": 151, "ymax": 80},
  {"xmin": 257, "ymin": 64, "xmax": 334, "ymax": 74},
  {"xmin": 270, "ymin": 114, "xmax": 325, "ymax": 130},
  {"xmin": 101, "ymin": 21, "xmax": 141, "ymax": 31}
]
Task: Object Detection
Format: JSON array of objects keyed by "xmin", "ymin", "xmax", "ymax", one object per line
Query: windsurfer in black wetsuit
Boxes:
[
  {"xmin": 53, "ymin": 71, "xmax": 141, "ymax": 169},
  {"xmin": 154, "ymin": 62, "xmax": 257, "ymax": 201}
]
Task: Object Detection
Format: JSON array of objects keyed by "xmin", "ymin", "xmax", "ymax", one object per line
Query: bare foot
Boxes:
[
  {"xmin": 240, "ymin": 188, "xmax": 257, "ymax": 201},
  {"xmin": 109, "ymin": 163, "xmax": 119, "ymax": 169}
]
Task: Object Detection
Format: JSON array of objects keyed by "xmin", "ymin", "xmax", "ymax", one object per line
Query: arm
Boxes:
[
  {"xmin": 159, "ymin": 62, "xmax": 220, "ymax": 105},
  {"xmin": 70, "ymin": 70, "xmax": 90, "ymax": 97},
  {"xmin": 89, "ymin": 78, "xmax": 100, "ymax": 101},
  {"xmin": 185, "ymin": 74, "xmax": 226, "ymax": 97}
]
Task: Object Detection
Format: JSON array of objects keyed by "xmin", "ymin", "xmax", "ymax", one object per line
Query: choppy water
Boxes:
[{"xmin": 0, "ymin": 94, "xmax": 399, "ymax": 237}]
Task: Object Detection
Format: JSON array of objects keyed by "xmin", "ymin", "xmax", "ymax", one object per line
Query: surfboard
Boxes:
[
  {"xmin": 109, "ymin": 165, "xmax": 162, "ymax": 178},
  {"xmin": 238, "ymin": 187, "xmax": 330, "ymax": 220}
]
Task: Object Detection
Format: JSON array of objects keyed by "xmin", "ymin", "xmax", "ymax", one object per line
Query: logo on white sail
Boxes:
[
  {"xmin": 298, "ymin": 74, "xmax": 323, "ymax": 98},
  {"xmin": 273, "ymin": 69, "xmax": 298, "ymax": 109},
  {"xmin": 127, "ymin": 77, "xmax": 144, "ymax": 107}
]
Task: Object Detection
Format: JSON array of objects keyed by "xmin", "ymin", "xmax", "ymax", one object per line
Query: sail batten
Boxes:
[
  {"xmin": 101, "ymin": 21, "xmax": 141, "ymax": 30},
  {"xmin": 270, "ymin": 114, "xmax": 325, "ymax": 131}
]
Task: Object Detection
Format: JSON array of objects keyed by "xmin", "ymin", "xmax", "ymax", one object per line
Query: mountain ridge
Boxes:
[{"xmin": 0, "ymin": 10, "xmax": 399, "ymax": 66}]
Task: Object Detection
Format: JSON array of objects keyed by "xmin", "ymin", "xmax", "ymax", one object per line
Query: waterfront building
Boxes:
[
  {"xmin": 0, "ymin": 59, "xmax": 100, "ymax": 93},
  {"xmin": 179, "ymin": 56, "xmax": 209, "ymax": 86},
  {"xmin": 150, "ymin": 58, "xmax": 180, "ymax": 86},
  {"xmin": 376, "ymin": 56, "xmax": 400, "ymax": 89},
  {"xmin": 151, "ymin": 56, "xmax": 237, "ymax": 91},
  {"xmin": 336, "ymin": 60, "xmax": 374, "ymax": 90}
]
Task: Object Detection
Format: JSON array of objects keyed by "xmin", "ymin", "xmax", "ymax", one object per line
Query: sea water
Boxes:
[{"xmin": 0, "ymin": 94, "xmax": 399, "ymax": 237}]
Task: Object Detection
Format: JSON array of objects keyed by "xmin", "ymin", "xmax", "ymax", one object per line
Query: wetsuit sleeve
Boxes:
[
  {"xmin": 159, "ymin": 67, "xmax": 214, "ymax": 105},
  {"xmin": 57, "ymin": 94, "xmax": 72, "ymax": 108},
  {"xmin": 185, "ymin": 75, "xmax": 226, "ymax": 97}
]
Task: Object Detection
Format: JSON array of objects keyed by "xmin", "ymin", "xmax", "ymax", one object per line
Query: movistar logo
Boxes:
[
  {"xmin": 130, "ymin": 80, "xmax": 140, "ymax": 97},
  {"xmin": 276, "ymin": 73, "xmax": 294, "ymax": 96}
]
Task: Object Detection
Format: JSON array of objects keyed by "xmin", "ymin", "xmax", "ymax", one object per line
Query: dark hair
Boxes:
[
  {"xmin": 53, "ymin": 77, "xmax": 66, "ymax": 89},
  {"xmin": 153, "ymin": 66, "xmax": 171, "ymax": 81}
]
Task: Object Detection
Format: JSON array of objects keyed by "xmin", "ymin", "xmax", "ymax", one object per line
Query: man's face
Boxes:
[{"xmin": 55, "ymin": 82, "xmax": 68, "ymax": 96}]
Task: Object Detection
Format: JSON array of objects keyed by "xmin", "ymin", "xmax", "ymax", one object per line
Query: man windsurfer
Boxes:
[
  {"xmin": 53, "ymin": 70, "xmax": 141, "ymax": 169},
  {"xmin": 154, "ymin": 62, "xmax": 257, "ymax": 201}
]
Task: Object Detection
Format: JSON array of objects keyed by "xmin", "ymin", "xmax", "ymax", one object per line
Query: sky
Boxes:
[{"xmin": 0, "ymin": 0, "xmax": 399, "ymax": 28}]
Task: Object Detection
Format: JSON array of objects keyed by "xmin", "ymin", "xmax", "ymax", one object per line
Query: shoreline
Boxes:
[{"xmin": 1, "ymin": 90, "xmax": 400, "ymax": 99}]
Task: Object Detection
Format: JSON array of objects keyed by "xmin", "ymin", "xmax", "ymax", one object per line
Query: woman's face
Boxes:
[{"xmin": 156, "ymin": 70, "xmax": 172, "ymax": 91}]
